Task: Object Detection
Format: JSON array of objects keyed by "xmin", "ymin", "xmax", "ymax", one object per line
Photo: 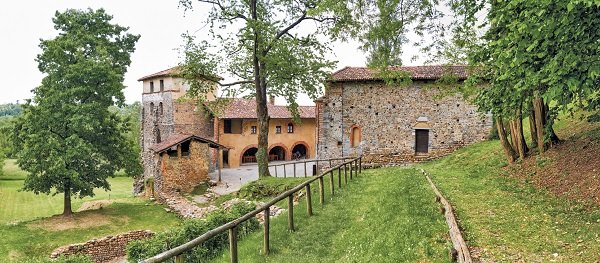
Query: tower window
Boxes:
[
  {"xmin": 275, "ymin": 126, "xmax": 282, "ymax": 134},
  {"xmin": 150, "ymin": 82, "xmax": 154, "ymax": 93},
  {"xmin": 159, "ymin": 80, "xmax": 164, "ymax": 92},
  {"xmin": 251, "ymin": 126, "xmax": 257, "ymax": 134}
]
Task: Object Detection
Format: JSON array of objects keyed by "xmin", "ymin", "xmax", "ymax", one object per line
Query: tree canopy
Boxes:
[
  {"xmin": 13, "ymin": 8, "xmax": 140, "ymax": 215},
  {"xmin": 178, "ymin": 0, "xmax": 449, "ymax": 176}
]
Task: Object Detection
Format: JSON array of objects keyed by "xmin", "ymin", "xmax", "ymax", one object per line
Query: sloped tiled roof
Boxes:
[
  {"xmin": 138, "ymin": 67, "xmax": 223, "ymax": 82},
  {"xmin": 150, "ymin": 134, "xmax": 227, "ymax": 153},
  {"xmin": 219, "ymin": 98, "xmax": 315, "ymax": 119},
  {"xmin": 330, "ymin": 65, "xmax": 469, "ymax": 82},
  {"xmin": 138, "ymin": 67, "xmax": 180, "ymax": 81}
]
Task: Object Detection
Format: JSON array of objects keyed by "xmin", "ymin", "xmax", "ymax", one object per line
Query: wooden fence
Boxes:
[
  {"xmin": 268, "ymin": 156, "xmax": 356, "ymax": 178},
  {"xmin": 141, "ymin": 156, "xmax": 363, "ymax": 263}
]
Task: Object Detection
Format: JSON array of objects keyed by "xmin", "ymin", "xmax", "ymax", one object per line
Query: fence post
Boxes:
[
  {"xmin": 264, "ymin": 207, "xmax": 270, "ymax": 255},
  {"xmin": 274, "ymin": 165, "xmax": 278, "ymax": 177},
  {"xmin": 318, "ymin": 176, "xmax": 325, "ymax": 205},
  {"xmin": 175, "ymin": 254, "xmax": 185, "ymax": 263},
  {"xmin": 229, "ymin": 227, "xmax": 238, "ymax": 263},
  {"xmin": 304, "ymin": 161, "xmax": 307, "ymax": 177},
  {"xmin": 329, "ymin": 170, "xmax": 335, "ymax": 195},
  {"xmin": 294, "ymin": 163, "xmax": 296, "ymax": 177},
  {"xmin": 329, "ymin": 159, "xmax": 332, "ymax": 167},
  {"xmin": 306, "ymin": 184, "xmax": 313, "ymax": 216},
  {"xmin": 350, "ymin": 161, "xmax": 353, "ymax": 180},
  {"xmin": 284, "ymin": 164, "xmax": 287, "ymax": 178},
  {"xmin": 344, "ymin": 164, "xmax": 348, "ymax": 184},
  {"xmin": 354, "ymin": 160, "xmax": 358, "ymax": 177},
  {"xmin": 288, "ymin": 195, "xmax": 295, "ymax": 231},
  {"xmin": 338, "ymin": 166, "xmax": 342, "ymax": 188},
  {"xmin": 359, "ymin": 157, "xmax": 362, "ymax": 174}
]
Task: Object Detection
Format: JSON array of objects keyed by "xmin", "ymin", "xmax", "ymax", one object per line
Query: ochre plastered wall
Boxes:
[{"xmin": 217, "ymin": 118, "xmax": 316, "ymax": 168}]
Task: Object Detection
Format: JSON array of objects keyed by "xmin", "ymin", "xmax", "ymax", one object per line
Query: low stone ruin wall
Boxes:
[{"xmin": 50, "ymin": 230, "xmax": 154, "ymax": 263}]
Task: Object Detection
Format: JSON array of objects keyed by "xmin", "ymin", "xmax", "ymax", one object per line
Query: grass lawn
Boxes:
[
  {"xmin": 209, "ymin": 167, "xmax": 452, "ymax": 263},
  {"xmin": 418, "ymin": 140, "xmax": 600, "ymax": 262},
  {"xmin": 0, "ymin": 159, "xmax": 182, "ymax": 261}
]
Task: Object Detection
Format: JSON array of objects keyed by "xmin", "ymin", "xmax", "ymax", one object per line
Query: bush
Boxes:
[
  {"xmin": 23, "ymin": 255, "xmax": 92, "ymax": 263},
  {"xmin": 127, "ymin": 202, "xmax": 259, "ymax": 262},
  {"xmin": 238, "ymin": 177, "xmax": 307, "ymax": 200}
]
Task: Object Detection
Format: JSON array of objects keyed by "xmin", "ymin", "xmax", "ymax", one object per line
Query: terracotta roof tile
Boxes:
[
  {"xmin": 150, "ymin": 133, "xmax": 226, "ymax": 153},
  {"xmin": 219, "ymin": 99, "xmax": 315, "ymax": 119},
  {"xmin": 138, "ymin": 67, "xmax": 223, "ymax": 82},
  {"xmin": 330, "ymin": 65, "xmax": 469, "ymax": 82},
  {"xmin": 138, "ymin": 67, "xmax": 180, "ymax": 81}
]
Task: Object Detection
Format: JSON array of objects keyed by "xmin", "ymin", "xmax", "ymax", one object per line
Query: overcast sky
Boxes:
[{"xmin": 1, "ymin": 0, "xmax": 425, "ymax": 106}]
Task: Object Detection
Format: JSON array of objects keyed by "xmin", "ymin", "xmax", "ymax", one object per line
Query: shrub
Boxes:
[
  {"xmin": 23, "ymin": 255, "xmax": 92, "ymax": 263},
  {"xmin": 238, "ymin": 177, "xmax": 306, "ymax": 200},
  {"xmin": 127, "ymin": 202, "xmax": 259, "ymax": 262}
]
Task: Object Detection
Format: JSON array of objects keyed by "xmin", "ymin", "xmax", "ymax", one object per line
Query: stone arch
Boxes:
[
  {"xmin": 291, "ymin": 141, "xmax": 311, "ymax": 159},
  {"xmin": 268, "ymin": 143, "xmax": 289, "ymax": 161},
  {"xmin": 349, "ymin": 125, "xmax": 361, "ymax": 147},
  {"xmin": 240, "ymin": 144, "xmax": 259, "ymax": 164}
]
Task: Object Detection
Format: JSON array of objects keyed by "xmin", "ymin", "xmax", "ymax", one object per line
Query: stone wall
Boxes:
[
  {"xmin": 136, "ymin": 91, "xmax": 215, "ymax": 194},
  {"xmin": 50, "ymin": 230, "xmax": 154, "ymax": 263},
  {"xmin": 155, "ymin": 140, "xmax": 210, "ymax": 195},
  {"xmin": 316, "ymin": 80, "xmax": 492, "ymax": 164}
]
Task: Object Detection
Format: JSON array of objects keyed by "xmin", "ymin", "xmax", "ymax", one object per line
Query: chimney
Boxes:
[{"xmin": 269, "ymin": 95, "xmax": 275, "ymax": 105}]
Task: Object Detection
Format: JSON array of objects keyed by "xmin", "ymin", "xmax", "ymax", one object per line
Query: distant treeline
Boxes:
[
  {"xmin": 0, "ymin": 102, "xmax": 141, "ymax": 161},
  {"xmin": 0, "ymin": 103, "xmax": 22, "ymax": 117}
]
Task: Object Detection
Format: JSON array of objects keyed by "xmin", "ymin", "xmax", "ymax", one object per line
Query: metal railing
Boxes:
[
  {"xmin": 268, "ymin": 156, "xmax": 356, "ymax": 178},
  {"xmin": 142, "ymin": 156, "xmax": 363, "ymax": 263}
]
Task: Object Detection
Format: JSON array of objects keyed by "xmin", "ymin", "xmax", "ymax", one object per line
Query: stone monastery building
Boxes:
[
  {"xmin": 315, "ymin": 65, "xmax": 493, "ymax": 165},
  {"xmin": 135, "ymin": 67, "xmax": 316, "ymax": 195}
]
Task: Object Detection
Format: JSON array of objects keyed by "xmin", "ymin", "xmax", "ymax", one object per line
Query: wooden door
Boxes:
[{"xmin": 415, "ymin": 129, "xmax": 429, "ymax": 154}]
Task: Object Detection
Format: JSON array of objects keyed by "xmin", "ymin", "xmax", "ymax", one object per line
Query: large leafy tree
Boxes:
[
  {"xmin": 13, "ymin": 9, "xmax": 140, "ymax": 216},
  {"xmin": 453, "ymin": 0, "xmax": 600, "ymax": 162},
  {"xmin": 178, "ymin": 0, "xmax": 443, "ymax": 177}
]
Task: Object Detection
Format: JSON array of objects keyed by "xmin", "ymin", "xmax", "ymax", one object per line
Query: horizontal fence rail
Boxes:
[
  {"xmin": 268, "ymin": 157, "xmax": 356, "ymax": 178},
  {"xmin": 141, "ymin": 156, "xmax": 363, "ymax": 263}
]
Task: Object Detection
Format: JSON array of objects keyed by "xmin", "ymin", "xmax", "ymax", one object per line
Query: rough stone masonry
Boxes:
[{"xmin": 316, "ymin": 66, "xmax": 493, "ymax": 165}]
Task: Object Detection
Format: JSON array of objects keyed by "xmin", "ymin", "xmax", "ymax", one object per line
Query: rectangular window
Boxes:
[
  {"xmin": 150, "ymin": 81, "xmax": 154, "ymax": 93},
  {"xmin": 181, "ymin": 141, "xmax": 190, "ymax": 157},
  {"xmin": 287, "ymin": 123, "xmax": 294, "ymax": 133},
  {"xmin": 224, "ymin": 119, "xmax": 232, "ymax": 134},
  {"xmin": 159, "ymin": 79, "xmax": 164, "ymax": 92},
  {"xmin": 275, "ymin": 126, "xmax": 281, "ymax": 134},
  {"xmin": 251, "ymin": 126, "xmax": 257, "ymax": 134}
]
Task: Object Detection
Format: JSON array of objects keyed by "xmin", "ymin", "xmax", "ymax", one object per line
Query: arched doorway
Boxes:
[
  {"xmin": 241, "ymin": 147, "xmax": 258, "ymax": 164},
  {"xmin": 268, "ymin": 146, "xmax": 286, "ymax": 161},
  {"xmin": 291, "ymin": 143, "xmax": 308, "ymax": 160}
]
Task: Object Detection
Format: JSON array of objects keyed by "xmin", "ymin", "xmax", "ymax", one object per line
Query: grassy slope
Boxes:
[
  {"xmin": 0, "ymin": 159, "xmax": 181, "ymax": 261},
  {"xmin": 211, "ymin": 168, "xmax": 452, "ymax": 263},
  {"xmin": 0, "ymin": 160, "xmax": 132, "ymax": 224},
  {"xmin": 418, "ymin": 123, "xmax": 600, "ymax": 261}
]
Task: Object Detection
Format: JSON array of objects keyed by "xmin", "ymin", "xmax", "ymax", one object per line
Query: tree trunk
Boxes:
[
  {"xmin": 496, "ymin": 117, "xmax": 517, "ymax": 163},
  {"xmin": 533, "ymin": 92, "xmax": 545, "ymax": 153},
  {"xmin": 529, "ymin": 108, "xmax": 537, "ymax": 148},
  {"xmin": 515, "ymin": 105, "xmax": 528, "ymax": 159},
  {"xmin": 251, "ymin": 0, "xmax": 270, "ymax": 177},
  {"xmin": 543, "ymin": 103, "xmax": 560, "ymax": 146},
  {"xmin": 63, "ymin": 186, "xmax": 72, "ymax": 216}
]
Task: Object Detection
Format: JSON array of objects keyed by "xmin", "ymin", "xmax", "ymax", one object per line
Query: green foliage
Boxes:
[
  {"xmin": 237, "ymin": 177, "xmax": 308, "ymax": 200},
  {"xmin": 127, "ymin": 202, "xmax": 258, "ymax": 262},
  {"xmin": 22, "ymin": 255, "xmax": 92, "ymax": 263},
  {"xmin": 110, "ymin": 102, "xmax": 143, "ymax": 177},
  {"xmin": 0, "ymin": 103, "xmax": 22, "ymax": 117},
  {"xmin": 0, "ymin": 116, "xmax": 17, "ymax": 159},
  {"xmin": 12, "ymin": 9, "xmax": 140, "ymax": 214}
]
